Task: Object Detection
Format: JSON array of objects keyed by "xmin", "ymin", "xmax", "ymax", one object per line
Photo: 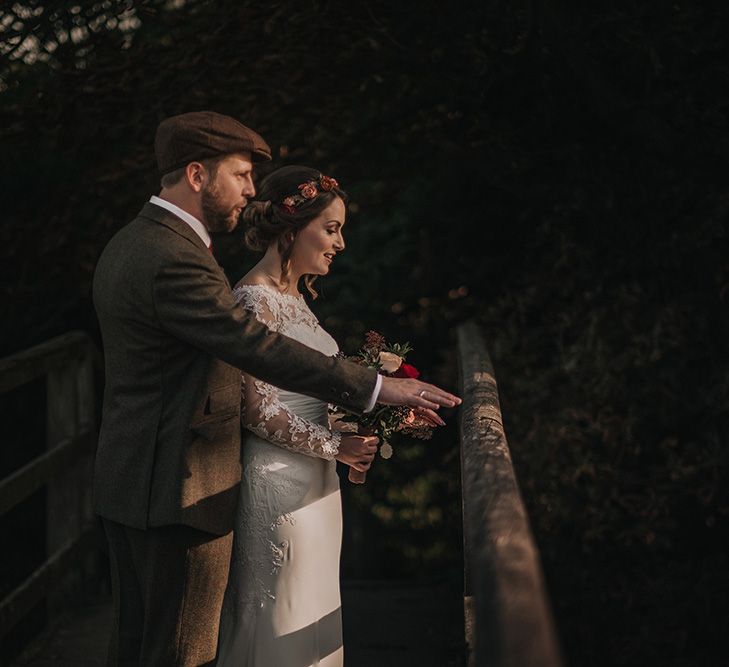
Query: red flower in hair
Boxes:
[
  {"xmin": 281, "ymin": 196, "xmax": 297, "ymax": 215},
  {"xmin": 298, "ymin": 182, "xmax": 318, "ymax": 199},
  {"xmin": 320, "ymin": 174, "xmax": 339, "ymax": 191},
  {"xmin": 392, "ymin": 363, "xmax": 420, "ymax": 379}
]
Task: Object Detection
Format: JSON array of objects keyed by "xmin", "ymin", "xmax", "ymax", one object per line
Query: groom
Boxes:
[{"xmin": 92, "ymin": 110, "xmax": 460, "ymax": 666}]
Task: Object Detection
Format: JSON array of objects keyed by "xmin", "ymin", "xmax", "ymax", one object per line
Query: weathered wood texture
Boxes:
[
  {"xmin": 46, "ymin": 339, "xmax": 97, "ymax": 615},
  {"xmin": 457, "ymin": 321, "xmax": 563, "ymax": 667},
  {"xmin": 0, "ymin": 331, "xmax": 98, "ymax": 394},
  {"xmin": 0, "ymin": 527, "xmax": 103, "ymax": 640},
  {"xmin": 0, "ymin": 331, "xmax": 101, "ymax": 639},
  {"xmin": 0, "ymin": 432, "xmax": 96, "ymax": 516}
]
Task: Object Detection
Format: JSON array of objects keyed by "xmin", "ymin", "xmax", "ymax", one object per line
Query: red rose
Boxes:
[
  {"xmin": 393, "ymin": 363, "xmax": 420, "ymax": 379},
  {"xmin": 320, "ymin": 175, "xmax": 339, "ymax": 191},
  {"xmin": 298, "ymin": 182, "xmax": 318, "ymax": 199}
]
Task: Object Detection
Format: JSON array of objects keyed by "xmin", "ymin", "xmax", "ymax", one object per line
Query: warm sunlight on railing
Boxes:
[{"xmin": 457, "ymin": 321, "xmax": 563, "ymax": 667}]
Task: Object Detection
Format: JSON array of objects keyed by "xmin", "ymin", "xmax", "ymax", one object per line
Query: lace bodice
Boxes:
[{"xmin": 233, "ymin": 284, "xmax": 342, "ymax": 459}]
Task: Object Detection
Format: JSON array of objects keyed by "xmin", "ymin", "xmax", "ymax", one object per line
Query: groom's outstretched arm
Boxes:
[
  {"xmin": 153, "ymin": 253, "xmax": 460, "ymax": 413},
  {"xmin": 152, "ymin": 243, "xmax": 378, "ymax": 413},
  {"xmin": 153, "ymin": 248, "xmax": 460, "ymax": 413}
]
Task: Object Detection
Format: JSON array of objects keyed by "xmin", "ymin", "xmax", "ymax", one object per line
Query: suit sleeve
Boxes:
[{"xmin": 152, "ymin": 247, "xmax": 376, "ymax": 414}]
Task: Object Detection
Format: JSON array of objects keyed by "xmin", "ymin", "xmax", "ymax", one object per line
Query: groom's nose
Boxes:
[{"xmin": 241, "ymin": 176, "xmax": 255, "ymax": 197}]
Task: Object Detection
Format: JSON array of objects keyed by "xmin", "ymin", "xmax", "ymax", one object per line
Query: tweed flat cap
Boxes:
[{"xmin": 155, "ymin": 110, "xmax": 272, "ymax": 174}]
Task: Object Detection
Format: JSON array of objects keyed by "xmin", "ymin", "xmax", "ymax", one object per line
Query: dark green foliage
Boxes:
[{"xmin": 2, "ymin": 2, "xmax": 728, "ymax": 665}]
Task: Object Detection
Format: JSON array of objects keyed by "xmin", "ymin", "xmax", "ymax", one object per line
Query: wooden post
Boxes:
[{"xmin": 45, "ymin": 345, "xmax": 95, "ymax": 614}]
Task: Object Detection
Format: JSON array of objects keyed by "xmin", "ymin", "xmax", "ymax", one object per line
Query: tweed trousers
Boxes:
[{"xmin": 103, "ymin": 519, "xmax": 233, "ymax": 666}]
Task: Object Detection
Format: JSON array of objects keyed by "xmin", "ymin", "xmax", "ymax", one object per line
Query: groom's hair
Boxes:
[{"xmin": 160, "ymin": 156, "xmax": 224, "ymax": 189}]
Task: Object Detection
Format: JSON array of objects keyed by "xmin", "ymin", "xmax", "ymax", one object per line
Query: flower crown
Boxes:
[{"xmin": 279, "ymin": 173, "xmax": 339, "ymax": 215}]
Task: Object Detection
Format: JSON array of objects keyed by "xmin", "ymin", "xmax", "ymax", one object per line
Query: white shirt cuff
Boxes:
[{"xmin": 363, "ymin": 374, "xmax": 382, "ymax": 413}]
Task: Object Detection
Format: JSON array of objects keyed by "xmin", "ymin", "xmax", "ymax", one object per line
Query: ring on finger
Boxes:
[{"xmin": 419, "ymin": 390, "xmax": 426, "ymax": 398}]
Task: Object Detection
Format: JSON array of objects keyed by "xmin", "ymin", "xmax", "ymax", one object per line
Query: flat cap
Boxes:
[{"xmin": 154, "ymin": 110, "xmax": 272, "ymax": 175}]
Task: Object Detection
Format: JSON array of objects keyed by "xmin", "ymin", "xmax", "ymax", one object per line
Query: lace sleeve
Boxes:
[
  {"xmin": 234, "ymin": 285, "xmax": 342, "ymax": 460},
  {"xmin": 241, "ymin": 378, "xmax": 341, "ymax": 459}
]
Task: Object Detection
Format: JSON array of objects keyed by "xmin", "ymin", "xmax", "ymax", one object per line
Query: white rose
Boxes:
[{"xmin": 378, "ymin": 351, "xmax": 403, "ymax": 373}]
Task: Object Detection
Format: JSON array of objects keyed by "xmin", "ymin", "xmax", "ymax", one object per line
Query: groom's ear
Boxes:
[{"xmin": 186, "ymin": 161, "xmax": 206, "ymax": 193}]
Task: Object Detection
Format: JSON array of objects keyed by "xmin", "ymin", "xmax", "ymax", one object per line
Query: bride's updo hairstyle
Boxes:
[{"xmin": 243, "ymin": 165, "xmax": 347, "ymax": 298}]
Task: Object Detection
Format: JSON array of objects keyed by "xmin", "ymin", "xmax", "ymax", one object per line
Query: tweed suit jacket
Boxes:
[{"xmin": 92, "ymin": 202, "xmax": 376, "ymax": 535}]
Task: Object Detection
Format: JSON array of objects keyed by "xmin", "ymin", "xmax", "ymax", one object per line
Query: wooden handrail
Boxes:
[
  {"xmin": 0, "ymin": 526, "xmax": 104, "ymax": 640},
  {"xmin": 457, "ymin": 321, "xmax": 563, "ymax": 667},
  {"xmin": 0, "ymin": 330, "xmax": 102, "ymax": 641},
  {"xmin": 0, "ymin": 330, "xmax": 98, "ymax": 394},
  {"xmin": 0, "ymin": 431, "xmax": 97, "ymax": 517}
]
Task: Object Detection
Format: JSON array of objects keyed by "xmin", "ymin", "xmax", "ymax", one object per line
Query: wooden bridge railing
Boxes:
[
  {"xmin": 1, "ymin": 323, "xmax": 562, "ymax": 663},
  {"xmin": 457, "ymin": 321, "xmax": 563, "ymax": 667},
  {"xmin": 0, "ymin": 331, "xmax": 103, "ymax": 641}
]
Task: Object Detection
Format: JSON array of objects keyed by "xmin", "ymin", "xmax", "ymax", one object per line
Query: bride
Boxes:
[{"xmin": 216, "ymin": 166, "xmax": 382, "ymax": 666}]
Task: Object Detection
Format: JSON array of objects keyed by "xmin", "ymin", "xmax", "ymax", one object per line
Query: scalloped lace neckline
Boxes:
[{"xmin": 235, "ymin": 283, "xmax": 305, "ymax": 302}]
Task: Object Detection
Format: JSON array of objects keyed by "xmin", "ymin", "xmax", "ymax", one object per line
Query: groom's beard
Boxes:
[{"xmin": 201, "ymin": 181, "xmax": 244, "ymax": 233}]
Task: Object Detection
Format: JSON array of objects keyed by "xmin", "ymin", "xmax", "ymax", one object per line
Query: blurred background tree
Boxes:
[{"xmin": 2, "ymin": 1, "xmax": 728, "ymax": 665}]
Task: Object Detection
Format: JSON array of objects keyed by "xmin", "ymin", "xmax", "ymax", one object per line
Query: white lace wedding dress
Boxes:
[{"xmin": 216, "ymin": 284, "xmax": 346, "ymax": 667}]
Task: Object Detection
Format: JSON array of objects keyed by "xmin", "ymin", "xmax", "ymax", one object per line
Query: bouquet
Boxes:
[{"xmin": 332, "ymin": 330, "xmax": 438, "ymax": 484}]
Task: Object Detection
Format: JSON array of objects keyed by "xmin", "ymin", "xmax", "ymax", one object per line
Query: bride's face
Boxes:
[{"xmin": 290, "ymin": 197, "xmax": 346, "ymax": 276}]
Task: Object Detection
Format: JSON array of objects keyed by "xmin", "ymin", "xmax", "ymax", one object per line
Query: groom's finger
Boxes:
[
  {"xmin": 414, "ymin": 384, "xmax": 461, "ymax": 409},
  {"xmin": 412, "ymin": 393, "xmax": 442, "ymax": 411},
  {"xmin": 425, "ymin": 384, "xmax": 462, "ymax": 406}
]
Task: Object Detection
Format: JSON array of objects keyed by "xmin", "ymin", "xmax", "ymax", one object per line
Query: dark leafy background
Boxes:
[{"xmin": 2, "ymin": 2, "xmax": 728, "ymax": 666}]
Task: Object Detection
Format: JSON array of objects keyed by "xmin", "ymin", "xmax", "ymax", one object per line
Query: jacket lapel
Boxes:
[
  {"xmin": 138, "ymin": 201, "xmax": 231, "ymax": 288},
  {"xmin": 138, "ymin": 201, "xmax": 210, "ymax": 254}
]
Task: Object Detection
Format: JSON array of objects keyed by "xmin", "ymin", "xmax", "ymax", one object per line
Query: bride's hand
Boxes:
[
  {"xmin": 378, "ymin": 377, "xmax": 461, "ymax": 411},
  {"xmin": 413, "ymin": 407, "xmax": 447, "ymax": 428},
  {"xmin": 336, "ymin": 434, "xmax": 379, "ymax": 472}
]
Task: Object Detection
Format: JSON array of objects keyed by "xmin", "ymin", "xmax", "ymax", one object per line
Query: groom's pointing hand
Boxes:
[{"xmin": 377, "ymin": 377, "xmax": 461, "ymax": 412}]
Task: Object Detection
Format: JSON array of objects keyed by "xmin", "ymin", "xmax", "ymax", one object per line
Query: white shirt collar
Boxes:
[{"xmin": 149, "ymin": 195, "xmax": 212, "ymax": 248}]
